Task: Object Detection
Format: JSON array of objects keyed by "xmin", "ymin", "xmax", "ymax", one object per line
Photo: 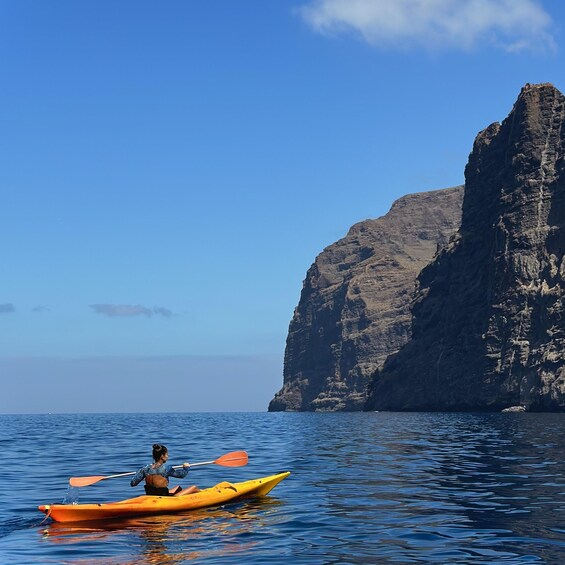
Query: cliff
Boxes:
[
  {"xmin": 365, "ymin": 83, "xmax": 565, "ymax": 412},
  {"xmin": 269, "ymin": 186, "xmax": 463, "ymax": 411}
]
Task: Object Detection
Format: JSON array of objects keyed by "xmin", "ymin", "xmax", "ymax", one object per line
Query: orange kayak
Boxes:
[{"xmin": 39, "ymin": 471, "xmax": 290, "ymax": 523}]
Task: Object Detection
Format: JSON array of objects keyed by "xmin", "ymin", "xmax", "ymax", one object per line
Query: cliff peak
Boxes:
[{"xmin": 366, "ymin": 83, "xmax": 565, "ymax": 412}]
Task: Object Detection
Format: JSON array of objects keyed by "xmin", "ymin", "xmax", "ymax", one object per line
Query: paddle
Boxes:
[{"xmin": 69, "ymin": 450, "xmax": 248, "ymax": 488}]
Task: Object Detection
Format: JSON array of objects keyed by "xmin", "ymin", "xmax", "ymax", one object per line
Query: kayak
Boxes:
[{"xmin": 39, "ymin": 471, "xmax": 290, "ymax": 523}]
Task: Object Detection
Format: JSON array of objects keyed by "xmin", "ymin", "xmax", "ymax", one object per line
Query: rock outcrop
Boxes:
[
  {"xmin": 365, "ymin": 83, "xmax": 565, "ymax": 412},
  {"xmin": 269, "ymin": 187, "xmax": 463, "ymax": 411}
]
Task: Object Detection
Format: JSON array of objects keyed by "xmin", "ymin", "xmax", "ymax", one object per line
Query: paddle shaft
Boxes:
[
  {"xmin": 72, "ymin": 464, "xmax": 197, "ymax": 484},
  {"xmin": 96, "ymin": 464, "xmax": 191, "ymax": 480},
  {"xmin": 69, "ymin": 450, "xmax": 248, "ymax": 487}
]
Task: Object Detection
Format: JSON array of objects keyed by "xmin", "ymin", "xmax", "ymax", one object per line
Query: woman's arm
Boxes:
[
  {"xmin": 167, "ymin": 463, "xmax": 190, "ymax": 479},
  {"xmin": 130, "ymin": 465, "xmax": 149, "ymax": 486}
]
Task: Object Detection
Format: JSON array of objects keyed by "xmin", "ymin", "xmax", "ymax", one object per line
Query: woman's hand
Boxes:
[{"xmin": 182, "ymin": 462, "xmax": 190, "ymax": 468}]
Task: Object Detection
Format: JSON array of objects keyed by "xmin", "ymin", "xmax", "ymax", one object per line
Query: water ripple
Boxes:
[{"xmin": 1, "ymin": 412, "xmax": 565, "ymax": 563}]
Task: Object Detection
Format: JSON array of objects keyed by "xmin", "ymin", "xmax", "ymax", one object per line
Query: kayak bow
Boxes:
[{"xmin": 39, "ymin": 471, "xmax": 290, "ymax": 523}]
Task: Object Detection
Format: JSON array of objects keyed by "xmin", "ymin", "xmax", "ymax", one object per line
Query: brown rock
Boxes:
[
  {"xmin": 269, "ymin": 187, "xmax": 463, "ymax": 411},
  {"xmin": 365, "ymin": 83, "xmax": 565, "ymax": 412}
]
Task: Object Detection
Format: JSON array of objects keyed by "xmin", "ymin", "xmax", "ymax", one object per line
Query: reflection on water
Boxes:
[
  {"xmin": 41, "ymin": 497, "xmax": 282, "ymax": 564},
  {"xmin": 2, "ymin": 412, "xmax": 565, "ymax": 564}
]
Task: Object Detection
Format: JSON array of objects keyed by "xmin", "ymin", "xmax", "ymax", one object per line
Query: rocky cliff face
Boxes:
[
  {"xmin": 365, "ymin": 83, "xmax": 565, "ymax": 412},
  {"xmin": 269, "ymin": 186, "xmax": 463, "ymax": 411}
]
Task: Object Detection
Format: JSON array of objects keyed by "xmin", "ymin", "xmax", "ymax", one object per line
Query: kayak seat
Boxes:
[{"xmin": 144, "ymin": 485, "xmax": 172, "ymax": 496}]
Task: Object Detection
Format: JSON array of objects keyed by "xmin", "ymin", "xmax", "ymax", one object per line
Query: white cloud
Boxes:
[
  {"xmin": 91, "ymin": 304, "xmax": 153, "ymax": 317},
  {"xmin": 90, "ymin": 304, "xmax": 173, "ymax": 318},
  {"xmin": 297, "ymin": 0, "xmax": 555, "ymax": 52}
]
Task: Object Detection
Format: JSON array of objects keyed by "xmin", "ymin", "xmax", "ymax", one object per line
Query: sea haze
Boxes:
[
  {"xmin": 1, "ymin": 412, "xmax": 565, "ymax": 563},
  {"xmin": 0, "ymin": 354, "xmax": 282, "ymax": 413}
]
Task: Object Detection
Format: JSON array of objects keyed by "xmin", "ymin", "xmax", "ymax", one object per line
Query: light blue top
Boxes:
[{"xmin": 130, "ymin": 462, "xmax": 188, "ymax": 486}]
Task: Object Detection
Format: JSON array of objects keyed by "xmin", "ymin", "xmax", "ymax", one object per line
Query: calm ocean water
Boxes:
[{"xmin": 1, "ymin": 412, "xmax": 565, "ymax": 564}]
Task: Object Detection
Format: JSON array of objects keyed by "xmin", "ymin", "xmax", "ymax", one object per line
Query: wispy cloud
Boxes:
[
  {"xmin": 153, "ymin": 306, "xmax": 173, "ymax": 318},
  {"xmin": 297, "ymin": 0, "xmax": 555, "ymax": 53},
  {"xmin": 90, "ymin": 304, "xmax": 173, "ymax": 318},
  {"xmin": 32, "ymin": 305, "xmax": 51, "ymax": 313},
  {"xmin": 0, "ymin": 303, "xmax": 15, "ymax": 314}
]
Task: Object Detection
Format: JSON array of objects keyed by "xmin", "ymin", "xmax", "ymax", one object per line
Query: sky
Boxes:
[{"xmin": 1, "ymin": 0, "xmax": 564, "ymax": 413}]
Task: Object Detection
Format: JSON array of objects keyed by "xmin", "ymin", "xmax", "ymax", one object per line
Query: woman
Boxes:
[{"xmin": 130, "ymin": 444, "xmax": 197, "ymax": 496}]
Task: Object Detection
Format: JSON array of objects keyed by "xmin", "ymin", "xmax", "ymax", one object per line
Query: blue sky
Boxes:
[{"xmin": 1, "ymin": 0, "xmax": 564, "ymax": 413}]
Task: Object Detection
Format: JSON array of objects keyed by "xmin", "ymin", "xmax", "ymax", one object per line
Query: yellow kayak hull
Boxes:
[{"xmin": 39, "ymin": 471, "xmax": 290, "ymax": 523}]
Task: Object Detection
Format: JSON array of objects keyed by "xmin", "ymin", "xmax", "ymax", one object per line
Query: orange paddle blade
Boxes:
[
  {"xmin": 69, "ymin": 475, "xmax": 106, "ymax": 488},
  {"xmin": 69, "ymin": 470, "xmax": 135, "ymax": 487},
  {"xmin": 215, "ymin": 451, "xmax": 248, "ymax": 467}
]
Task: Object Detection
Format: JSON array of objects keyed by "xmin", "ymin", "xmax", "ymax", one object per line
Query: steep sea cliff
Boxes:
[
  {"xmin": 270, "ymin": 187, "xmax": 463, "ymax": 411},
  {"xmin": 272, "ymin": 83, "xmax": 565, "ymax": 413},
  {"xmin": 366, "ymin": 83, "xmax": 565, "ymax": 412}
]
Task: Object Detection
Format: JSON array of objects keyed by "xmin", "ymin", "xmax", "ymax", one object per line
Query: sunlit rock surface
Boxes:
[
  {"xmin": 366, "ymin": 83, "xmax": 565, "ymax": 412},
  {"xmin": 269, "ymin": 186, "xmax": 463, "ymax": 411}
]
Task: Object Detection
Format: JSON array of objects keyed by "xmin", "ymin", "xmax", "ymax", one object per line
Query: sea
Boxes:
[{"xmin": 1, "ymin": 411, "xmax": 565, "ymax": 564}]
